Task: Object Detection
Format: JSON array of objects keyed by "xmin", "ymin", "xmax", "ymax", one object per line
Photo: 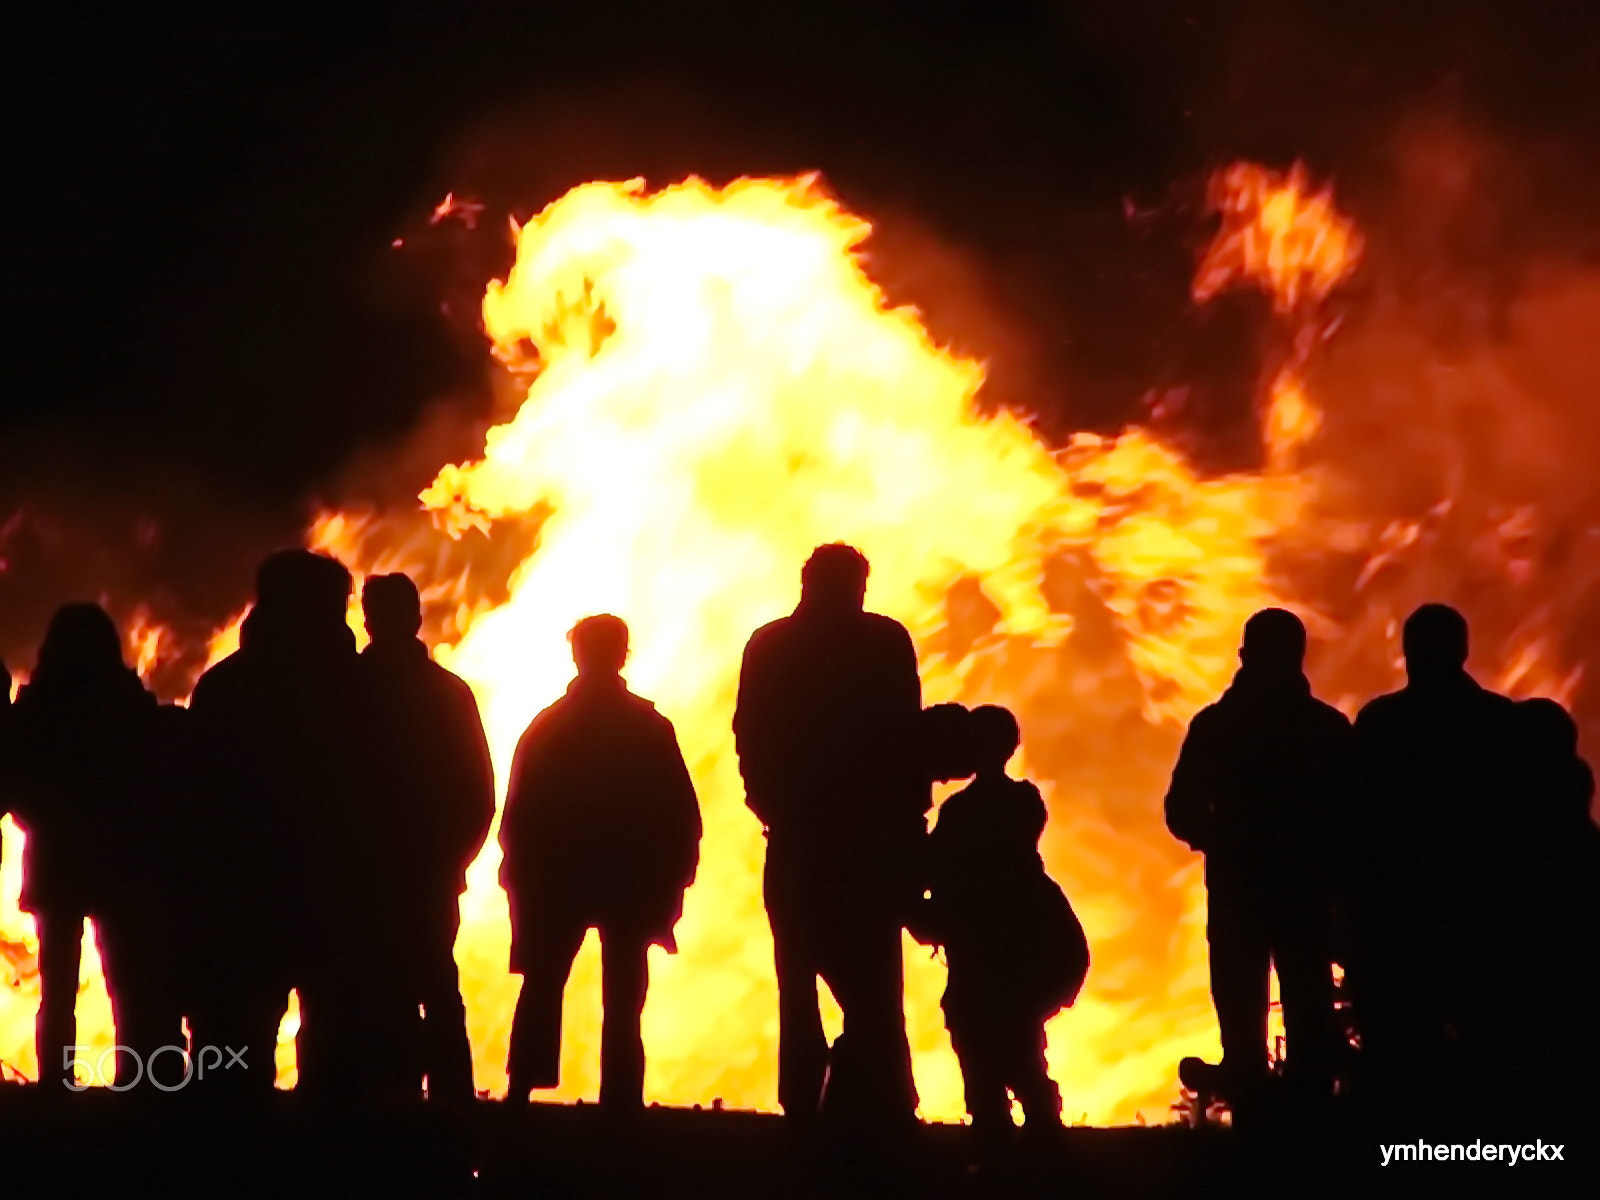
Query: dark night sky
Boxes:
[{"xmin": 4, "ymin": 0, "xmax": 1600, "ymax": 661}]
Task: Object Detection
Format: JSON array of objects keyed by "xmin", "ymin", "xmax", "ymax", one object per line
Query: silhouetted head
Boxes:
[
  {"xmin": 255, "ymin": 549, "xmax": 352, "ymax": 630},
  {"xmin": 799, "ymin": 544, "xmax": 869, "ymax": 613},
  {"xmin": 35, "ymin": 603, "xmax": 126, "ymax": 682},
  {"xmin": 362, "ymin": 573, "xmax": 423, "ymax": 647},
  {"xmin": 970, "ymin": 704, "xmax": 1021, "ymax": 776},
  {"xmin": 571, "ymin": 614, "xmax": 629, "ymax": 677},
  {"xmin": 1402, "ymin": 604, "xmax": 1469, "ymax": 685},
  {"xmin": 1519, "ymin": 697, "xmax": 1580, "ymax": 757},
  {"xmin": 1239, "ymin": 608, "xmax": 1308, "ymax": 675},
  {"xmin": 1, "ymin": 658, "xmax": 10, "ymax": 703},
  {"xmin": 922, "ymin": 702, "xmax": 973, "ymax": 783}
]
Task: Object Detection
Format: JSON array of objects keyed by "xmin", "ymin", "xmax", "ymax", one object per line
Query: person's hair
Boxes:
[
  {"xmin": 800, "ymin": 543, "xmax": 869, "ymax": 606},
  {"xmin": 970, "ymin": 704, "xmax": 1021, "ymax": 770},
  {"xmin": 362, "ymin": 573, "xmax": 423, "ymax": 640},
  {"xmin": 1240, "ymin": 607, "xmax": 1307, "ymax": 667},
  {"xmin": 922, "ymin": 702, "xmax": 973, "ymax": 782},
  {"xmin": 1402, "ymin": 603, "xmax": 1469, "ymax": 674},
  {"xmin": 1519, "ymin": 696, "xmax": 1579, "ymax": 755},
  {"xmin": 255, "ymin": 549, "xmax": 352, "ymax": 624},
  {"xmin": 35, "ymin": 603, "xmax": 125, "ymax": 680},
  {"xmin": 571, "ymin": 614, "xmax": 629, "ymax": 674}
]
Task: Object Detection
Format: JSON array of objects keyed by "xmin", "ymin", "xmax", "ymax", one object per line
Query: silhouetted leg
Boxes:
[
  {"xmin": 1008, "ymin": 1022, "xmax": 1061, "ymax": 1128},
  {"xmin": 597, "ymin": 931, "xmax": 649, "ymax": 1110},
  {"xmin": 418, "ymin": 897, "xmax": 474, "ymax": 1103},
  {"xmin": 817, "ymin": 909, "xmax": 917, "ymax": 1122},
  {"xmin": 1206, "ymin": 881, "xmax": 1271, "ymax": 1089},
  {"xmin": 764, "ymin": 842, "xmax": 827, "ymax": 1121},
  {"xmin": 507, "ymin": 919, "xmax": 586, "ymax": 1098},
  {"xmin": 94, "ymin": 915, "xmax": 184, "ymax": 1092},
  {"xmin": 301, "ymin": 977, "xmax": 422, "ymax": 1102},
  {"xmin": 189, "ymin": 982, "xmax": 285, "ymax": 1098},
  {"xmin": 949, "ymin": 1019, "xmax": 1010, "ymax": 1133},
  {"xmin": 1271, "ymin": 897, "xmax": 1336, "ymax": 1097},
  {"xmin": 1353, "ymin": 932, "xmax": 1445, "ymax": 1124},
  {"xmin": 34, "ymin": 911, "xmax": 83, "ymax": 1091}
]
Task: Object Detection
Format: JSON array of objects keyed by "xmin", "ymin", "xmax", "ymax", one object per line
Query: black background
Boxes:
[{"xmin": 4, "ymin": 1, "xmax": 1599, "ymax": 662}]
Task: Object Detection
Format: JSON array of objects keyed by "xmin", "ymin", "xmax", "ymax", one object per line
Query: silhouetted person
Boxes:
[
  {"xmin": 1506, "ymin": 697, "xmax": 1600, "ymax": 1117},
  {"xmin": 189, "ymin": 550, "xmax": 417, "ymax": 1099},
  {"xmin": 501, "ymin": 615, "xmax": 700, "ymax": 1110},
  {"xmin": 360, "ymin": 573, "xmax": 495, "ymax": 1103},
  {"xmin": 920, "ymin": 701, "xmax": 973, "ymax": 789},
  {"xmin": 1347, "ymin": 603, "xmax": 1520, "ymax": 1118},
  {"xmin": 9, "ymin": 604, "xmax": 164, "ymax": 1090},
  {"xmin": 921, "ymin": 705, "xmax": 1087, "ymax": 1152},
  {"xmin": 1165, "ymin": 608, "xmax": 1349, "ymax": 1110},
  {"xmin": 1517, "ymin": 698, "xmax": 1596, "ymax": 836},
  {"xmin": 1, "ymin": 658, "xmax": 11, "ymax": 878},
  {"xmin": 734, "ymin": 544, "xmax": 925, "ymax": 1126}
]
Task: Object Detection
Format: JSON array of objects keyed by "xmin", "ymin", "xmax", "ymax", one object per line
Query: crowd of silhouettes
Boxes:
[
  {"xmin": 1, "ymin": 542, "xmax": 1597, "ymax": 1158},
  {"xmin": 1169, "ymin": 603, "xmax": 1600, "ymax": 1135}
]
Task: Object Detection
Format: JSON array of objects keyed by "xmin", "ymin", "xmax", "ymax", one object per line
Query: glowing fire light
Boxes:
[
  {"xmin": 319, "ymin": 172, "xmax": 1318, "ymax": 1122},
  {"xmin": 431, "ymin": 191, "xmax": 484, "ymax": 230},
  {"xmin": 1194, "ymin": 161, "xmax": 1364, "ymax": 316},
  {"xmin": 1, "ymin": 165, "xmax": 1390, "ymax": 1121}
]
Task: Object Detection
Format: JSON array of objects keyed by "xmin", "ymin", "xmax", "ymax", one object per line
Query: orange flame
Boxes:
[
  {"xmin": 15, "ymin": 163, "xmax": 1541, "ymax": 1123},
  {"xmin": 312, "ymin": 173, "xmax": 1314, "ymax": 1121},
  {"xmin": 1194, "ymin": 161, "xmax": 1364, "ymax": 316}
]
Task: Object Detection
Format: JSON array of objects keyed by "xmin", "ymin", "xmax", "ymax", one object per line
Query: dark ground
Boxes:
[{"xmin": 1, "ymin": 1088, "xmax": 1592, "ymax": 1198}]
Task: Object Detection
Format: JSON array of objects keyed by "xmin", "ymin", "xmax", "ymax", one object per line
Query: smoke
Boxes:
[{"xmin": 1268, "ymin": 112, "xmax": 1600, "ymax": 765}]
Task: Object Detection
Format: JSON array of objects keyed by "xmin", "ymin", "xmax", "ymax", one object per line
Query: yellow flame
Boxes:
[
  {"xmin": 1, "ymin": 168, "xmax": 1375, "ymax": 1121},
  {"xmin": 319, "ymin": 173, "xmax": 1311, "ymax": 1122}
]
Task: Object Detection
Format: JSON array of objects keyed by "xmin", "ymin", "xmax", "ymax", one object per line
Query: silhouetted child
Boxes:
[{"xmin": 920, "ymin": 704, "xmax": 1088, "ymax": 1149}]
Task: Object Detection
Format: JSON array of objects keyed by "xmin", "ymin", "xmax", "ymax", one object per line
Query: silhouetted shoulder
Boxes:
[
  {"xmin": 441, "ymin": 666, "xmax": 479, "ymax": 703},
  {"xmin": 742, "ymin": 616, "xmax": 793, "ymax": 652},
  {"xmin": 1353, "ymin": 689, "xmax": 1407, "ymax": 727},
  {"xmin": 622, "ymin": 690, "xmax": 664, "ymax": 717},
  {"xmin": 189, "ymin": 652, "xmax": 248, "ymax": 707},
  {"xmin": 512, "ymin": 697, "xmax": 567, "ymax": 754},
  {"xmin": 635, "ymin": 695, "xmax": 680, "ymax": 736},
  {"xmin": 1309, "ymin": 696, "xmax": 1353, "ymax": 730},
  {"xmin": 862, "ymin": 611, "xmax": 913, "ymax": 637}
]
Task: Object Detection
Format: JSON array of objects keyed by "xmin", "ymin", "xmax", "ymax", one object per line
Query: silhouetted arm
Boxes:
[
  {"xmin": 0, "ymin": 660, "xmax": 11, "ymax": 821},
  {"xmin": 733, "ymin": 630, "xmax": 783, "ymax": 825},
  {"xmin": 659, "ymin": 719, "xmax": 701, "ymax": 892},
  {"xmin": 1318, "ymin": 708, "xmax": 1356, "ymax": 865},
  {"xmin": 448, "ymin": 677, "xmax": 496, "ymax": 876},
  {"xmin": 887, "ymin": 621, "xmax": 923, "ymax": 713},
  {"xmin": 1164, "ymin": 712, "xmax": 1216, "ymax": 852},
  {"xmin": 910, "ymin": 808, "xmax": 954, "ymax": 946},
  {"xmin": 4, "ymin": 686, "xmax": 46, "ymax": 823},
  {"xmin": 879, "ymin": 619, "xmax": 928, "ymax": 819},
  {"xmin": 499, "ymin": 722, "xmax": 543, "ymax": 889}
]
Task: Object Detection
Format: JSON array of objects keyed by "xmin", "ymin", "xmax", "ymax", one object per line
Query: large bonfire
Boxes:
[{"xmin": 0, "ymin": 161, "xmax": 1577, "ymax": 1122}]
